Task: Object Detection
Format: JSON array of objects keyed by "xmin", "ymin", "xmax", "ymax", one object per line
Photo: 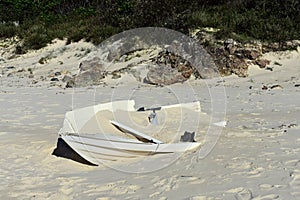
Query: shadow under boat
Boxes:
[{"xmin": 52, "ymin": 138, "xmax": 97, "ymax": 166}]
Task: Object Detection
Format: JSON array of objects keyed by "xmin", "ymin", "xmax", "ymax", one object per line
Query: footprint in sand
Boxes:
[
  {"xmin": 224, "ymin": 158, "xmax": 255, "ymax": 176},
  {"xmin": 289, "ymin": 170, "xmax": 300, "ymax": 196},
  {"xmin": 189, "ymin": 196, "xmax": 215, "ymax": 200},
  {"xmin": 259, "ymin": 184, "xmax": 275, "ymax": 191},
  {"xmin": 226, "ymin": 187, "xmax": 253, "ymax": 200},
  {"xmin": 291, "ymin": 173, "xmax": 300, "ymax": 185},
  {"xmin": 285, "ymin": 159, "xmax": 300, "ymax": 167},
  {"xmin": 247, "ymin": 167, "xmax": 264, "ymax": 178},
  {"xmin": 87, "ymin": 180, "xmax": 142, "ymax": 196},
  {"xmin": 152, "ymin": 174, "xmax": 205, "ymax": 196},
  {"xmin": 152, "ymin": 175, "xmax": 179, "ymax": 192},
  {"xmin": 149, "ymin": 191, "xmax": 162, "ymax": 198},
  {"xmin": 252, "ymin": 194, "xmax": 279, "ymax": 200}
]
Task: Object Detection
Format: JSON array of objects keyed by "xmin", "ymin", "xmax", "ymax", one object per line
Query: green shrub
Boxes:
[
  {"xmin": 20, "ymin": 23, "xmax": 53, "ymax": 50},
  {"xmin": 88, "ymin": 25, "xmax": 120, "ymax": 44},
  {"xmin": 23, "ymin": 32, "xmax": 51, "ymax": 50},
  {"xmin": 0, "ymin": 23, "xmax": 19, "ymax": 38},
  {"xmin": 1, "ymin": 0, "xmax": 299, "ymax": 50}
]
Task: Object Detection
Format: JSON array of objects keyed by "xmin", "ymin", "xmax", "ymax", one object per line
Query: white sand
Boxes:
[{"xmin": 0, "ymin": 41, "xmax": 299, "ymax": 199}]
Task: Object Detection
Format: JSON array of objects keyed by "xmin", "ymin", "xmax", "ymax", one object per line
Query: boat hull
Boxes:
[
  {"xmin": 56, "ymin": 100, "xmax": 202, "ymax": 165},
  {"xmin": 61, "ymin": 133, "xmax": 200, "ymax": 164}
]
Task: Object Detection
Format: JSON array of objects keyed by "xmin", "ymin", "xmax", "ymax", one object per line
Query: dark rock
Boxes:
[
  {"xmin": 256, "ymin": 59, "xmax": 270, "ymax": 68},
  {"xmin": 230, "ymin": 57, "xmax": 248, "ymax": 77},
  {"xmin": 54, "ymin": 71, "xmax": 61, "ymax": 76},
  {"xmin": 50, "ymin": 77, "xmax": 59, "ymax": 82},
  {"xmin": 145, "ymin": 65, "xmax": 187, "ymax": 85},
  {"xmin": 215, "ymin": 55, "xmax": 248, "ymax": 77},
  {"xmin": 32, "ymin": 80, "xmax": 38, "ymax": 84},
  {"xmin": 74, "ymin": 70, "xmax": 105, "ymax": 86},
  {"xmin": 287, "ymin": 123, "xmax": 297, "ymax": 128},
  {"xmin": 66, "ymin": 80, "xmax": 75, "ymax": 88},
  {"xmin": 224, "ymin": 38, "xmax": 236, "ymax": 54},
  {"xmin": 262, "ymin": 85, "xmax": 268, "ymax": 90},
  {"xmin": 262, "ymin": 40, "xmax": 300, "ymax": 52},
  {"xmin": 274, "ymin": 61, "xmax": 282, "ymax": 66},
  {"xmin": 166, "ymin": 41, "xmax": 219, "ymax": 79},
  {"xmin": 15, "ymin": 45, "xmax": 25, "ymax": 54},
  {"xmin": 270, "ymin": 84, "xmax": 283, "ymax": 89},
  {"xmin": 244, "ymin": 49, "xmax": 260, "ymax": 60},
  {"xmin": 266, "ymin": 67, "xmax": 273, "ymax": 71},
  {"xmin": 111, "ymin": 72, "xmax": 121, "ymax": 79},
  {"xmin": 6, "ymin": 66, "xmax": 15, "ymax": 69},
  {"xmin": 295, "ymin": 84, "xmax": 300, "ymax": 87},
  {"xmin": 211, "ymin": 47, "xmax": 250, "ymax": 77},
  {"xmin": 79, "ymin": 57, "xmax": 103, "ymax": 72},
  {"xmin": 28, "ymin": 74, "xmax": 34, "ymax": 79},
  {"xmin": 205, "ymin": 40, "xmax": 268, "ymax": 77},
  {"xmin": 153, "ymin": 51, "xmax": 195, "ymax": 79},
  {"xmin": 180, "ymin": 131, "xmax": 196, "ymax": 142},
  {"xmin": 38, "ymin": 57, "xmax": 47, "ymax": 64},
  {"xmin": 153, "ymin": 49, "xmax": 219, "ymax": 80},
  {"xmin": 28, "ymin": 68, "xmax": 33, "ymax": 74},
  {"xmin": 74, "ymin": 57, "xmax": 106, "ymax": 86},
  {"xmin": 178, "ymin": 64, "xmax": 193, "ymax": 78}
]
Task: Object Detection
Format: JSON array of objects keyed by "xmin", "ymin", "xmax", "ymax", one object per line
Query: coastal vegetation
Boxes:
[{"xmin": 1, "ymin": 0, "xmax": 299, "ymax": 51}]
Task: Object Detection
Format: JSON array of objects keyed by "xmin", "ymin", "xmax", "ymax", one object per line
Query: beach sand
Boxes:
[{"xmin": 0, "ymin": 40, "xmax": 299, "ymax": 199}]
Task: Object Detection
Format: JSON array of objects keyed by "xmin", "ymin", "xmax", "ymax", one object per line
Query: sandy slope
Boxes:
[{"xmin": 0, "ymin": 41, "xmax": 299, "ymax": 199}]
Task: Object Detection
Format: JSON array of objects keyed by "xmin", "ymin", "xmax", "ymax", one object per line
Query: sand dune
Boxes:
[{"xmin": 0, "ymin": 41, "xmax": 299, "ymax": 199}]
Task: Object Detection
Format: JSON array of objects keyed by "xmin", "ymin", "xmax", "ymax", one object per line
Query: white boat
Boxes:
[{"xmin": 53, "ymin": 100, "xmax": 202, "ymax": 165}]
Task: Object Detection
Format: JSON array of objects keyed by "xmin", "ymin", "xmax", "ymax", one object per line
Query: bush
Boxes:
[
  {"xmin": 0, "ymin": 23, "xmax": 19, "ymax": 38},
  {"xmin": 19, "ymin": 23, "xmax": 53, "ymax": 50},
  {"xmin": 23, "ymin": 32, "xmax": 51, "ymax": 50},
  {"xmin": 187, "ymin": 2, "xmax": 300, "ymax": 43},
  {"xmin": 1, "ymin": 0, "xmax": 299, "ymax": 50},
  {"xmin": 87, "ymin": 25, "xmax": 120, "ymax": 44}
]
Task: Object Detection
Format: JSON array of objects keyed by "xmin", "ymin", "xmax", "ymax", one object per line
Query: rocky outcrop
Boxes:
[
  {"xmin": 70, "ymin": 33, "xmax": 273, "ymax": 86},
  {"xmin": 71, "ymin": 57, "xmax": 107, "ymax": 87},
  {"xmin": 213, "ymin": 39, "xmax": 266, "ymax": 77},
  {"xmin": 255, "ymin": 59, "xmax": 271, "ymax": 68},
  {"xmin": 193, "ymin": 29, "xmax": 274, "ymax": 77},
  {"xmin": 212, "ymin": 47, "xmax": 248, "ymax": 77},
  {"xmin": 1, "ymin": 29, "xmax": 299, "ymax": 88},
  {"xmin": 70, "ymin": 39, "xmax": 220, "ymax": 86},
  {"xmin": 145, "ymin": 64, "xmax": 188, "ymax": 85},
  {"xmin": 146, "ymin": 51, "xmax": 193, "ymax": 85},
  {"xmin": 69, "ymin": 27, "xmax": 220, "ymax": 86}
]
